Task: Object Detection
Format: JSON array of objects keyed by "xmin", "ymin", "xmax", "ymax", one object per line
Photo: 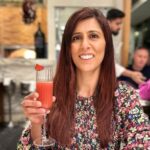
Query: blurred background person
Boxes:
[
  {"xmin": 107, "ymin": 8, "xmax": 146, "ymax": 85},
  {"xmin": 119, "ymin": 47, "xmax": 150, "ymax": 89},
  {"xmin": 107, "ymin": 8, "xmax": 124, "ymax": 36}
]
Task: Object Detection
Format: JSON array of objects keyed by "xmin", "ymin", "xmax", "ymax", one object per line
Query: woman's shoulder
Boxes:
[
  {"xmin": 114, "ymin": 81, "xmax": 140, "ymax": 109},
  {"xmin": 113, "ymin": 81, "xmax": 146, "ymax": 124},
  {"xmin": 115, "ymin": 81, "xmax": 138, "ymax": 96}
]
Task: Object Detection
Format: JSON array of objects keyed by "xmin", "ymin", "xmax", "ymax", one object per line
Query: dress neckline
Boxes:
[{"xmin": 76, "ymin": 95, "xmax": 94, "ymax": 100}]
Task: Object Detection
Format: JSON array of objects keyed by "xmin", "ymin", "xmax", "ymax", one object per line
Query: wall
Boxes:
[{"xmin": 0, "ymin": 5, "xmax": 47, "ymax": 46}]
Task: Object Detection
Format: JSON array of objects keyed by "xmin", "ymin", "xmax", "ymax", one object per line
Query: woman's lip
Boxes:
[
  {"xmin": 79, "ymin": 54, "xmax": 94, "ymax": 60},
  {"xmin": 79, "ymin": 53, "xmax": 94, "ymax": 57}
]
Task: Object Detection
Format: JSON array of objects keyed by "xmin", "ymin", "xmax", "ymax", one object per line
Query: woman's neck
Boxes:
[{"xmin": 76, "ymin": 70, "xmax": 99, "ymax": 97}]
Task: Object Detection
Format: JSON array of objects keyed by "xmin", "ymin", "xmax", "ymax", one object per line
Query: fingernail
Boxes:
[
  {"xmin": 35, "ymin": 92, "xmax": 39, "ymax": 97},
  {"xmin": 47, "ymin": 110, "xmax": 50, "ymax": 114}
]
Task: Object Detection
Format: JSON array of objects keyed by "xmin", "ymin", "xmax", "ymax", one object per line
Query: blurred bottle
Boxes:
[{"xmin": 34, "ymin": 22, "xmax": 47, "ymax": 58}]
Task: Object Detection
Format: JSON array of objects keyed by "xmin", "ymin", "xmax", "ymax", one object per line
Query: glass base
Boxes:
[{"xmin": 34, "ymin": 137, "xmax": 55, "ymax": 149}]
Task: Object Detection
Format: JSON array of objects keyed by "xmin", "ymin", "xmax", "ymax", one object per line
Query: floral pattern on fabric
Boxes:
[
  {"xmin": 17, "ymin": 122, "xmax": 33, "ymax": 150},
  {"xmin": 17, "ymin": 82, "xmax": 150, "ymax": 150},
  {"xmin": 71, "ymin": 95, "xmax": 100, "ymax": 149}
]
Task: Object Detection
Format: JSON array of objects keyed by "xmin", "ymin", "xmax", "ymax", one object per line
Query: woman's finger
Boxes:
[
  {"xmin": 21, "ymin": 100, "xmax": 41, "ymax": 108},
  {"xmin": 24, "ymin": 92, "xmax": 39, "ymax": 100},
  {"xmin": 52, "ymin": 96, "xmax": 56, "ymax": 102},
  {"xmin": 24, "ymin": 107, "xmax": 46, "ymax": 115}
]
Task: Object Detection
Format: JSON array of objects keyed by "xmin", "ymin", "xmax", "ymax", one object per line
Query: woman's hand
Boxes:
[{"xmin": 21, "ymin": 92, "xmax": 56, "ymax": 125}]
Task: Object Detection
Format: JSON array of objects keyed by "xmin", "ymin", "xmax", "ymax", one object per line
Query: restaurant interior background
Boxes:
[{"xmin": 0, "ymin": 0, "xmax": 150, "ymax": 149}]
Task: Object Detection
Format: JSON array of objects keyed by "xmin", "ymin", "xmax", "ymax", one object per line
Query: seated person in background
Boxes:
[{"xmin": 119, "ymin": 47, "xmax": 150, "ymax": 89}]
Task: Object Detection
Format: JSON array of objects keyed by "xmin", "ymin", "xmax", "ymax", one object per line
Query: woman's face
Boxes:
[{"xmin": 71, "ymin": 18, "xmax": 106, "ymax": 73}]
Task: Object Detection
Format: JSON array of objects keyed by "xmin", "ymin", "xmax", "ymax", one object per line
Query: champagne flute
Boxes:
[{"xmin": 34, "ymin": 65, "xmax": 55, "ymax": 149}]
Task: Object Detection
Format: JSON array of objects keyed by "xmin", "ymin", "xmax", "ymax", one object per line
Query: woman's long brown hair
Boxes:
[{"xmin": 48, "ymin": 7, "xmax": 116, "ymax": 148}]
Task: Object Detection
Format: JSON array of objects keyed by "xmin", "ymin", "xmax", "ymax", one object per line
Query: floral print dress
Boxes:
[{"xmin": 17, "ymin": 82, "xmax": 150, "ymax": 149}]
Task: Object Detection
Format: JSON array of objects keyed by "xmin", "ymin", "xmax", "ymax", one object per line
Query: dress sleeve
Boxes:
[
  {"xmin": 17, "ymin": 121, "xmax": 64, "ymax": 149},
  {"xmin": 17, "ymin": 121, "xmax": 34, "ymax": 150},
  {"xmin": 117, "ymin": 82, "xmax": 150, "ymax": 149}
]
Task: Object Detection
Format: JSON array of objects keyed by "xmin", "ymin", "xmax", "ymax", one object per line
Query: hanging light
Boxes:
[{"xmin": 22, "ymin": 0, "xmax": 36, "ymax": 24}]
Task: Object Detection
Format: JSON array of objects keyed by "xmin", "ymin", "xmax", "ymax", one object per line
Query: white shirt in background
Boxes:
[{"xmin": 115, "ymin": 63, "xmax": 125, "ymax": 77}]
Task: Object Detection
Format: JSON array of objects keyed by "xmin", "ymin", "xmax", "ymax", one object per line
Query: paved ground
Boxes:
[{"xmin": 0, "ymin": 124, "xmax": 23, "ymax": 150}]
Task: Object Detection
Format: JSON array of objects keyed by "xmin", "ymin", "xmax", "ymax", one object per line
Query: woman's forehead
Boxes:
[{"xmin": 73, "ymin": 18, "xmax": 102, "ymax": 32}]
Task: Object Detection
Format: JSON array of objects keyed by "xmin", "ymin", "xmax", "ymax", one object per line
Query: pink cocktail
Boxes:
[
  {"xmin": 36, "ymin": 81, "xmax": 53, "ymax": 109},
  {"xmin": 34, "ymin": 64, "xmax": 55, "ymax": 148}
]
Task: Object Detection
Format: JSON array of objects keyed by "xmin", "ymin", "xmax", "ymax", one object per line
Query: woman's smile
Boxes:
[{"xmin": 79, "ymin": 53, "xmax": 95, "ymax": 60}]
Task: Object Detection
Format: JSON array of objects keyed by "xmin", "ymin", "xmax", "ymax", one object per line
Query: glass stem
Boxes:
[{"xmin": 42, "ymin": 114, "xmax": 47, "ymax": 141}]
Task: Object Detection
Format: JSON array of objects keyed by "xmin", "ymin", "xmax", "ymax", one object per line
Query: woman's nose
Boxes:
[{"xmin": 81, "ymin": 37, "xmax": 90, "ymax": 50}]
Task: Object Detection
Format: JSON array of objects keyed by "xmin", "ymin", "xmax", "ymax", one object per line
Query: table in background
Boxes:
[{"xmin": 140, "ymin": 99, "xmax": 150, "ymax": 119}]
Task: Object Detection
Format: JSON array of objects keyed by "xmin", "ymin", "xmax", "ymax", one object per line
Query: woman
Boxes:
[{"xmin": 17, "ymin": 8, "xmax": 150, "ymax": 149}]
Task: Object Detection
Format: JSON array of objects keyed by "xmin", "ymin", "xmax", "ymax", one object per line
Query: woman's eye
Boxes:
[
  {"xmin": 71, "ymin": 35, "xmax": 81, "ymax": 42},
  {"xmin": 89, "ymin": 34, "xmax": 99, "ymax": 39}
]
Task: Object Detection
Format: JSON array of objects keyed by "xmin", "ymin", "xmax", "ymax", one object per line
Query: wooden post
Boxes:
[
  {"xmin": 0, "ymin": 83, "xmax": 4, "ymax": 123},
  {"xmin": 121, "ymin": 0, "xmax": 132, "ymax": 67}
]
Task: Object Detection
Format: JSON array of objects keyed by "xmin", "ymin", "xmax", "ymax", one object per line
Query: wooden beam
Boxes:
[{"xmin": 121, "ymin": 0, "xmax": 132, "ymax": 67}]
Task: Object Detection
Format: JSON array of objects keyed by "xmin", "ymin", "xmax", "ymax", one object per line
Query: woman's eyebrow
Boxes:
[
  {"xmin": 72, "ymin": 32, "xmax": 81, "ymax": 35},
  {"xmin": 88, "ymin": 30, "xmax": 102, "ymax": 35},
  {"xmin": 72, "ymin": 30, "xmax": 102, "ymax": 35}
]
